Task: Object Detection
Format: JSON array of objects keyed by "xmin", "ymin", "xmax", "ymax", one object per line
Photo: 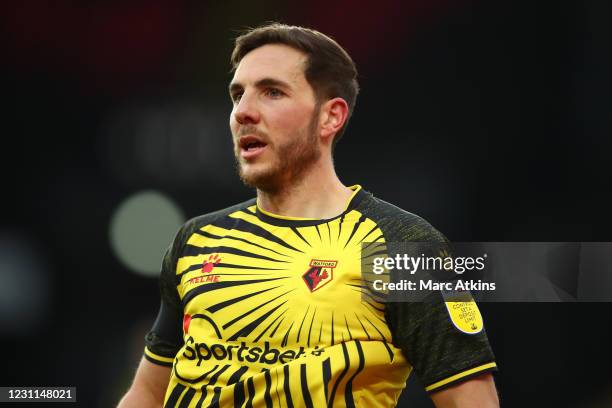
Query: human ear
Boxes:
[{"xmin": 319, "ymin": 98, "xmax": 349, "ymax": 142}]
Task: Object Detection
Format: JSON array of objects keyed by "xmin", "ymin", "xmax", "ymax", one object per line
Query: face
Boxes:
[{"xmin": 229, "ymin": 44, "xmax": 322, "ymax": 192}]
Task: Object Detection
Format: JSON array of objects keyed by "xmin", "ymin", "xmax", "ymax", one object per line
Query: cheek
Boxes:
[
  {"xmin": 267, "ymin": 103, "xmax": 312, "ymax": 133},
  {"xmin": 229, "ymin": 118, "xmax": 239, "ymax": 149},
  {"xmin": 229, "ymin": 118, "xmax": 242, "ymax": 145},
  {"xmin": 229, "ymin": 112, "xmax": 237, "ymax": 132}
]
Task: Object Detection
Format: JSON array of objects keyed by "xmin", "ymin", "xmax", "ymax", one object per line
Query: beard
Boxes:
[{"xmin": 234, "ymin": 110, "xmax": 321, "ymax": 192}]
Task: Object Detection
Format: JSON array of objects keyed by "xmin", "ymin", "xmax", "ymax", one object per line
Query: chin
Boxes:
[{"xmin": 238, "ymin": 164, "xmax": 280, "ymax": 190}]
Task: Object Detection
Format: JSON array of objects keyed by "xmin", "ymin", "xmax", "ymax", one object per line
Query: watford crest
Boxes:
[{"xmin": 302, "ymin": 259, "xmax": 337, "ymax": 292}]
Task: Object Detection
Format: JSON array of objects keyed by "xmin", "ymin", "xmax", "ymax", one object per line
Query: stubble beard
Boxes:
[{"xmin": 234, "ymin": 111, "xmax": 322, "ymax": 193}]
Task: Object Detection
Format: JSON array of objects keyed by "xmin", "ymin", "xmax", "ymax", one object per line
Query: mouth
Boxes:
[{"xmin": 238, "ymin": 134, "xmax": 268, "ymax": 159}]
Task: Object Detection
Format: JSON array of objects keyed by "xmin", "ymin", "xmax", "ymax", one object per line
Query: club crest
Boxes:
[{"xmin": 302, "ymin": 259, "xmax": 337, "ymax": 292}]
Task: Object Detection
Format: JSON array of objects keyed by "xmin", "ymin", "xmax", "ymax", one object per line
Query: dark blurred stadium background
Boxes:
[{"xmin": 2, "ymin": 1, "xmax": 611, "ymax": 406}]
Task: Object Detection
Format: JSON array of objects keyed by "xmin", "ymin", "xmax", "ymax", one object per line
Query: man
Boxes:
[{"xmin": 118, "ymin": 23, "xmax": 499, "ymax": 407}]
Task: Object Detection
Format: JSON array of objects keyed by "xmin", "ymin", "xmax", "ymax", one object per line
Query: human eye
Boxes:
[
  {"xmin": 265, "ymin": 88, "xmax": 284, "ymax": 98},
  {"xmin": 231, "ymin": 91, "xmax": 243, "ymax": 103}
]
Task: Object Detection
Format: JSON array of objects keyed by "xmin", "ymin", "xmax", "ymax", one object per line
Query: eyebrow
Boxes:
[{"xmin": 228, "ymin": 77, "xmax": 292, "ymax": 95}]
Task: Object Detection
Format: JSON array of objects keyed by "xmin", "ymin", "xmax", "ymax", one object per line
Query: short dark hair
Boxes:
[{"xmin": 231, "ymin": 23, "xmax": 359, "ymax": 148}]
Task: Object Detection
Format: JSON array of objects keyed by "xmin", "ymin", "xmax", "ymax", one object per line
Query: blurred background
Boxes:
[{"xmin": 2, "ymin": 0, "xmax": 611, "ymax": 406}]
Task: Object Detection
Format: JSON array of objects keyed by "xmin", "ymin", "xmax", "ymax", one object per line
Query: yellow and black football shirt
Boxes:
[{"xmin": 144, "ymin": 185, "xmax": 496, "ymax": 407}]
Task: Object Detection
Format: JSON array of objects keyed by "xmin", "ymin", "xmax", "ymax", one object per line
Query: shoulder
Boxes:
[
  {"xmin": 172, "ymin": 198, "xmax": 257, "ymax": 249},
  {"xmin": 356, "ymin": 191, "xmax": 448, "ymax": 243},
  {"xmin": 158, "ymin": 198, "xmax": 256, "ymax": 290}
]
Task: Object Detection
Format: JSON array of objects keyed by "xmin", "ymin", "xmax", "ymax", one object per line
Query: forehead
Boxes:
[{"xmin": 232, "ymin": 43, "xmax": 308, "ymax": 86}]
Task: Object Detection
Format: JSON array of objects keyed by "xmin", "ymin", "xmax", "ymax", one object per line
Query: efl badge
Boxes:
[
  {"xmin": 444, "ymin": 300, "xmax": 484, "ymax": 334},
  {"xmin": 303, "ymin": 259, "xmax": 337, "ymax": 292}
]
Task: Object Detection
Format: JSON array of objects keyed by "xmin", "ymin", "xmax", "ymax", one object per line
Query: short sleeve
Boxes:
[
  {"xmin": 386, "ymin": 292, "xmax": 497, "ymax": 392},
  {"xmin": 144, "ymin": 235, "xmax": 184, "ymax": 367},
  {"xmin": 352, "ymin": 193, "xmax": 498, "ymax": 391}
]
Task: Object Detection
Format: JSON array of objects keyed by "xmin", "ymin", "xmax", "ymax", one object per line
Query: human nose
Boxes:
[{"xmin": 233, "ymin": 91, "xmax": 260, "ymax": 125}]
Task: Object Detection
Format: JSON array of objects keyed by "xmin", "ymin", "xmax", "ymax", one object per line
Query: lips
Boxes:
[{"xmin": 238, "ymin": 134, "xmax": 268, "ymax": 159}]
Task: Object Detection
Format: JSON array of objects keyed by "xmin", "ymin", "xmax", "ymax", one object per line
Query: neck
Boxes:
[{"xmin": 257, "ymin": 157, "xmax": 353, "ymax": 219}]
